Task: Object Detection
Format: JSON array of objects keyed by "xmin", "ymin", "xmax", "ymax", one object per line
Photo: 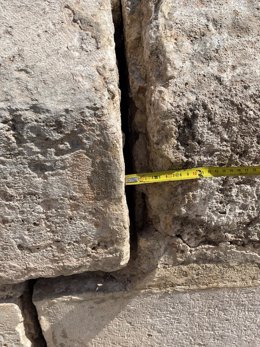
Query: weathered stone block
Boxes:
[
  {"xmin": 122, "ymin": 0, "xmax": 260, "ymax": 265},
  {"xmin": 0, "ymin": 283, "xmax": 33, "ymax": 347},
  {"xmin": 0, "ymin": 0, "xmax": 129, "ymax": 283},
  {"xmin": 0, "ymin": 303, "xmax": 31, "ymax": 347},
  {"xmin": 34, "ymin": 276, "xmax": 260, "ymax": 347}
]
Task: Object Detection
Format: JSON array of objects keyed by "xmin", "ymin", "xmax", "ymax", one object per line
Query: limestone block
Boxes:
[
  {"xmin": 122, "ymin": 0, "xmax": 260, "ymax": 264},
  {"xmin": 0, "ymin": 304, "xmax": 31, "ymax": 347},
  {"xmin": 0, "ymin": 0, "xmax": 129, "ymax": 283},
  {"xmin": 34, "ymin": 276, "xmax": 260, "ymax": 347}
]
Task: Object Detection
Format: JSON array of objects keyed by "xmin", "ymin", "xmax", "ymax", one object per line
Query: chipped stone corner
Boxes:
[{"xmin": 0, "ymin": 282, "xmax": 46, "ymax": 347}]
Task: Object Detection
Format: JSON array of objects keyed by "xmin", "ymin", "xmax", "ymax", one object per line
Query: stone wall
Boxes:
[{"xmin": 0, "ymin": 0, "xmax": 259, "ymax": 346}]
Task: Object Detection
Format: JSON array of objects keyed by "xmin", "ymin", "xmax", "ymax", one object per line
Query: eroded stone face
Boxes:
[
  {"xmin": 122, "ymin": 0, "xmax": 260, "ymax": 265},
  {"xmin": 0, "ymin": 0, "xmax": 129, "ymax": 284}
]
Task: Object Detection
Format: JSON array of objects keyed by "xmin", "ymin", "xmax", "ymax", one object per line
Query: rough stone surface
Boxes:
[
  {"xmin": 34, "ymin": 277, "xmax": 260, "ymax": 347},
  {"xmin": 122, "ymin": 0, "xmax": 260, "ymax": 265},
  {"xmin": 0, "ymin": 0, "xmax": 129, "ymax": 284},
  {"xmin": 0, "ymin": 283, "xmax": 27, "ymax": 301},
  {"xmin": 0, "ymin": 303, "xmax": 31, "ymax": 347},
  {"xmin": 112, "ymin": 229, "xmax": 260, "ymax": 291},
  {"xmin": 1, "ymin": 1, "xmax": 260, "ymax": 346}
]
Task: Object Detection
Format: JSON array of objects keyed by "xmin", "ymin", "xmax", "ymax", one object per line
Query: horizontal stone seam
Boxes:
[{"xmin": 33, "ymin": 281, "xmax": 260, "ymax": 303}]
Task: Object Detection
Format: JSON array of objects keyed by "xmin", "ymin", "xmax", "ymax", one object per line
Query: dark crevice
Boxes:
[
  {"xmin": 112, "ymin": 1, "xmax": 137, "ymax": 254},
  {"xmin": 19, "ymin": 280, "xmax": 47, "ymax": 347}
]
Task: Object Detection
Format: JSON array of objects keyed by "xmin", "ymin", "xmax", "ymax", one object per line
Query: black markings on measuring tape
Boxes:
[
  {"xmin": 197, "ymin": 169, "xmax": 204, "ymax": 178},
  {"xmin": 152, "ymin": 176, "xmax": 160, "ymax": 180}
]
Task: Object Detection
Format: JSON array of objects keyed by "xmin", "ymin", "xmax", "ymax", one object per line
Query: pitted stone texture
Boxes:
[
  {"xmin": 122, "ymin": 0, "xmax": 260, "ymax": 264},
  {"xmin": 0, "ymin": 0, "xmax": 129, "ymax": 283},
  {"xmin": 0, "ymin": 283, "xmax": 27, "ymax": 301},
  {"xmin": 0, "ymin": 303, "xmax": 31, "ymax": 347},
  {"xmin": 34, "ymin": 278, "xmax": 260, "ymax": 347}
]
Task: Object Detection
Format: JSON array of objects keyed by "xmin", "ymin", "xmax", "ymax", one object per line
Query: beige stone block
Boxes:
[
  {"xmin": 34, "ymin": 277, "xmax": 260, "ymax": 347},
  {"xmin": 122, "ymin": 0, "xmax": 260, "ymax": 265}
]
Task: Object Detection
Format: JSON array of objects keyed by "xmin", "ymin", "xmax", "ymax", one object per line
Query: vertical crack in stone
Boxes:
[
  {"xmin": 19, "ymin": 280, "xmax": 47, "ymax": 347},
  {"xmin": 119, "ymin": 1, "xmax": 151, "ymax": 245},
  {"xmin": 112, "ymin": 0, "xmax": 138, "ymax": 255}
]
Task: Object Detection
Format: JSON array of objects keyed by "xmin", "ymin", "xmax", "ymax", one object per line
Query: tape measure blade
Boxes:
[{"xmin": 125, "ymin": 166, "xmax": 260, "ymax": 186}]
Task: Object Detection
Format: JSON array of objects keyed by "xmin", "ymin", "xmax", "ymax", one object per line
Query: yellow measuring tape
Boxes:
[{"xmin": 125, "ymin": 166, "xmax": 260, "ymax": 186}]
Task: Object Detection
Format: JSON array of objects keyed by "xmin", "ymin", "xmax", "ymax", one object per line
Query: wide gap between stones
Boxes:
[
  {"xmin": 112, "ymin": 1, "xmax": 138, "ymax": 255},
  {"xmin": 19, "ymin": 280, "xmax": 47, "ymax": 347}
]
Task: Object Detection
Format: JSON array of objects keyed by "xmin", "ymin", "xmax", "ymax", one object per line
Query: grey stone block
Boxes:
[{"xmin": 0, "ymin": 0, "xmax": 129, "ymax": 283}]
